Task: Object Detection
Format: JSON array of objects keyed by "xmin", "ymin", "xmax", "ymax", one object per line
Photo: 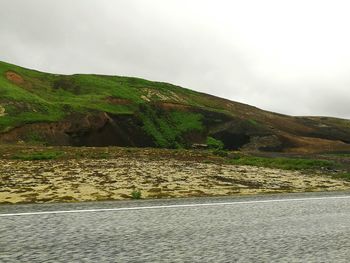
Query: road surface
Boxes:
[{"xmin": 1, "ymin": 192, "xmax": 350, "ymax": 262}]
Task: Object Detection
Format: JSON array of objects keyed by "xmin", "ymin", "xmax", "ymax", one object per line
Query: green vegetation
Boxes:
[
  {"xmin": 206, "ymin": 137, "xmax": 224, "ymax": 150},
  {"xmin": 0, "ymin": 62, "xmax": 151, "ymax": 130},
  {"xmin": 2, "ymin": 60, "xmax": 350, "ymax": 154},
  {"xmin": 331, "ymin": 173, "xmax": 350, "ymax": 181},
  {"xmin": 324, "ymin": 153, "xmax": 350, "ymax": 158},
  {"xmin": 131, "ymin": 189, "xmax": 142, "ymax": 199},
  {"xmin": 206, "ymin": 137, "xmax": 227, "ymax": 156},
  {"xmin": 24, "ymin": 131, "xmax": 46, "ymax": 145},
  {"xmin": 212, "ymin": 149, "xmax": 229, "ymax": 157},
  {"xmin": 248, "ymin": 119, "xmax": 258, "ymax": 126},
  {"xmin": 139, "ymin": 105, "xmax": 203, "ymax": 148},
  {"xmin": 0, "ymin": 61, "xmax": 142, "ymax": 131},
  {"xmin": 229, "ymin": 155, "xmax": 338, "ymax": 170},
  {"xmin": 0, "ymin": 60, "xmax": 217, "ymax": 138},
  {"xmin": 90, "ymin": 152, "xmax": 111, "ymax": 159},
  {"xmin": 12, "ymin": 150, "xmax": 64, "ymax": 160}
]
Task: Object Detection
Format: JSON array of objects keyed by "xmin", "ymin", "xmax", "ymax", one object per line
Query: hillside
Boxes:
[{"xmin": 1, "ymin": 60, "xmax": 350, "ymax": 153}]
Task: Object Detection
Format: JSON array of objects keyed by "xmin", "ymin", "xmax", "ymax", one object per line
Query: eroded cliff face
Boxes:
[
  {"xmin": 2, "ymin": 104, "xmax": 350, "ymax": 153},
  {"xmin": 0, "ymin": 105, "xmax": 282, "ymax": 151},
  {"xmin": 2, "ymin": 111, "xmax": 350, "ymax": 153},
  {"xmin": 0, "ymin": 112, "xmax": 155, "ymax": 147}
]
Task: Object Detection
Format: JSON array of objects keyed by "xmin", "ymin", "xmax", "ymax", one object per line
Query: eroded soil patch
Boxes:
[{"xmin": 5, "ymin": 71, "xmax": 24, "ymax": 85}]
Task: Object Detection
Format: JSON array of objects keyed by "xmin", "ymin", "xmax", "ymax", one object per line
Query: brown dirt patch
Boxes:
[
  {"xmin": 105, "ymin": 97, "xmax": 132, "ymax": 105},
  {"xmin": 5, "ymin": 71, "xmax": 24, "ymax": 85},
  {"xmin": 157, "ymin": 102, "xmax": 191, "ymax": 111},
  {"xmin": 280, "ymin": 132, "xmax": 350, "ymax": 154}
]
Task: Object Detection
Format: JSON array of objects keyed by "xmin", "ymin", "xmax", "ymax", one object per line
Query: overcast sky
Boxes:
[{"xmin": 1, "ymin": 0, "xmax": 350, "ymax": 118}]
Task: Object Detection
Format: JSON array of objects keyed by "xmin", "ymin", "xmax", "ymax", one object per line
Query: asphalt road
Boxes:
[{"xmin": 1, "ymin": 192, "xmax": 350, "ymax": 262}]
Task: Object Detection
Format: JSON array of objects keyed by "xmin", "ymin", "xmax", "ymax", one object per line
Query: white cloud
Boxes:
[{"xmin": 0, "ymin": 0, "xmax": 349, "ymax": 118}]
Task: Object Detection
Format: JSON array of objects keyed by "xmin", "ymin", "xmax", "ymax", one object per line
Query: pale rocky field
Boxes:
[{"xmin": 1, "ymin": 157, "xmax": 349, "ymax": 204}]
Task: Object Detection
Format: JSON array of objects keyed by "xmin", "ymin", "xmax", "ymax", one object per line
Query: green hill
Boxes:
[{"xmin": 1, "ymin": 60, "xmax": 350, "ymax": 153}]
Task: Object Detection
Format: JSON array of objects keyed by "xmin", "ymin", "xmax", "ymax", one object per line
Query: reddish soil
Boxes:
[
  {"xmin": 157, "ymin": 102, "xmax": 191, "ymax": 111},
  {"xmin": 5, "ymin": 71, "xmax": 24, "ymax": 85}
]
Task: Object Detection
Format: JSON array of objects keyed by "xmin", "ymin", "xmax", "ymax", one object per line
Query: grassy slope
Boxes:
[
  {"xmin": 1, "ymin": 60, "xmax": 350, "ymax": 151},
  {"xmin": 1, "ymin": 60, "xmax": 248, "ymax": 148},
  {"xmin": 0, "ymin": 61, "xmax": 238, "ymax": 131}
]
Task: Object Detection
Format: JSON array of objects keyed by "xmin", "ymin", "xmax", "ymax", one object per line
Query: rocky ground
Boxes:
[{"xmin": 1, "ymin": 155, "xmax": 350, "ymax": 204}]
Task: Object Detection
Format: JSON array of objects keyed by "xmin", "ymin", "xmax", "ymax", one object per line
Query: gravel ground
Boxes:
[{"xmin": 0, "ymin": 157, "xmax": 349, "ymax": 204}]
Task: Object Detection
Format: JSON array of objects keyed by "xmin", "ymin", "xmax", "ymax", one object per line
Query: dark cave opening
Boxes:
[{"xmin": 213, "ymin": 132, "xmax": 251, "ymax": 150}]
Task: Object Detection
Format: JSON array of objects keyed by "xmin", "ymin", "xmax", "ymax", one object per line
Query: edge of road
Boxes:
[{"xmin": 1, "ymin": 190, "xmax": 350, "ymax": 217}]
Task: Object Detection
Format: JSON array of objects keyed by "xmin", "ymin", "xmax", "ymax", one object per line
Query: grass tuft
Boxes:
[
  {"xmin": 331, "ymin": 173, "xmax": 350, "ymax": 181},
  {"xmin": 131, "ymin": 189, "xmax": 142, "ymax": 199},
  {"xmin": 12, "ymin": 151, "xmax": 64, "ymax": 160},
  {"xmin": 229, "ymin": 156, "xmax": 338, "ymax": 170}
]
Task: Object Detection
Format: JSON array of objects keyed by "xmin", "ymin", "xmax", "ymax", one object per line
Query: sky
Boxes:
[{"xmin": 0, "ymin": 0, "xmax": 350, "ymax": 118}]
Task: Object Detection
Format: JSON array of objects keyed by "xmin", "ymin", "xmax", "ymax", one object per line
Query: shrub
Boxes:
[
  {"xmin": 206, "ymin": 137, "xmax": 224, "ymax": 150},
  {"xmin": 139, "ymin": 105, "xmax": 204, "ymax": 148},
  {"xmin": 131, "ymin": 189, "xmax": 142, "ymax": 199}
]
